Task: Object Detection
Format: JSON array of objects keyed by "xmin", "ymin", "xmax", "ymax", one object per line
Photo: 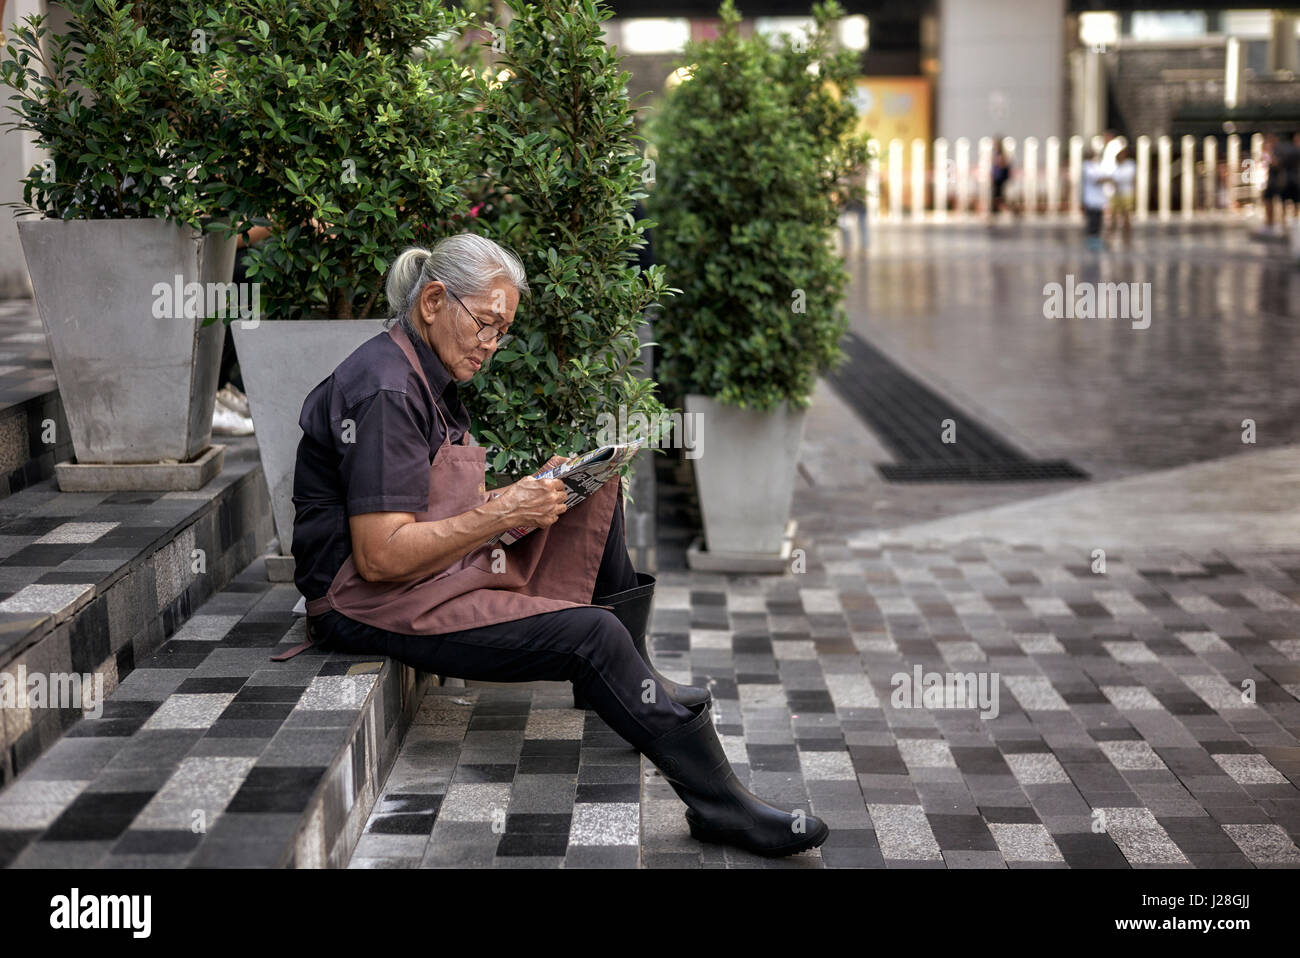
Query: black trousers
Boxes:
[{"xmin": 308, "ymin": 494, "xmax": 696, "ymax": 750}]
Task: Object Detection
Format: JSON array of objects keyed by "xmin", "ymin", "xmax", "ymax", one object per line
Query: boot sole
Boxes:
[{"xmin": 686, "ymin": 816, "xmax": 830, "ymax": 858}]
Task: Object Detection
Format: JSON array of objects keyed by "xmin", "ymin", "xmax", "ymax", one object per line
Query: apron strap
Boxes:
[
  {"xmin": 270, "ymin": 637, "xmax": 316, "ymax": 662},
  {"xmin": 388, "ymin": 322, "xmax": 453, "ymax": 452},
  {"xmin": 271, "ymin": 615, "xmax": 320, "ymax": 661},
  {"xmin": 271, "ymin": 606, "xmax": 333, "ymax": 661}
]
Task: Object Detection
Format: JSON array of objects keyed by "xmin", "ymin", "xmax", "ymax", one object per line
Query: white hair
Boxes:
[{"xmin": 384, "ymin": 233, "xmax": 530, "ymax": 329}]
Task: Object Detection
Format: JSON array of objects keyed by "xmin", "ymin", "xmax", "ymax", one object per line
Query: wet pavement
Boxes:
[{"xmin": 847, "ymin": 222, "xmax": 1300, "ymax": 481}]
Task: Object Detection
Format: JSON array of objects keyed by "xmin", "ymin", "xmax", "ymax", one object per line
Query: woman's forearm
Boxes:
[
  {"xmin": 353, "ymin": 468, "xmax": 569, "ymax": 585},
  {"xmin": 367, "ymin": 497, "xmax": 515, "ymax": 585}
]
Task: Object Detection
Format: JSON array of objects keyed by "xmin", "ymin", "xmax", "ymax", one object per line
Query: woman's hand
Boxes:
[
  {"xmin": 538, "ymin": 455, "xmax": 569, "ymax": 475},
  {"xmin": 494, "ymin": 476, "xmax": 568, "ymax": 530}
]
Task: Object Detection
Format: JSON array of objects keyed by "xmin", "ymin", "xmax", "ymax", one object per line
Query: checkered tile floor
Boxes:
[
  {"xmin": 352, "ymin": 529, "xmax": 1300, "ymax": 868},
  {"xmin": 351, "ymin": 686, "xmax": 642, "ymax": 869},
  {"xmin": 0, "ymin": 570, "xmax": 363, "ymax": 868}
]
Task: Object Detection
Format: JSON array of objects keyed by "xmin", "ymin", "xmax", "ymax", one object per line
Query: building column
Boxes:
[
  {"xmin": 936, "ymin": 0, "xmax": 1066, "ymax": 143},
  {"xmin": 1070, "ymin": 46, "xmax": 1107, "ymax": 140}
]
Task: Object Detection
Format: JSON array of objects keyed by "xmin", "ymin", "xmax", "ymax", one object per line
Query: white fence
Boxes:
[{"xmin": 858, "ymin": 133, "xmax": 1269, "ymax": 222}]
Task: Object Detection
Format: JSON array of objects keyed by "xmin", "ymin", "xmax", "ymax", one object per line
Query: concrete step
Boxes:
[
  {"xmin": 0, "ymin": 553, "xmax": 431, "ymax": 867},
  {"xmin": 0, "ymin": 435, "xmax": 273, "ymax": 786}
]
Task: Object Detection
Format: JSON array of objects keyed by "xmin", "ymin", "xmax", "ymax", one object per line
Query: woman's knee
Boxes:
[{"xmin": 568, "ymin": 607, "xmax": 635, "ymax": 662}]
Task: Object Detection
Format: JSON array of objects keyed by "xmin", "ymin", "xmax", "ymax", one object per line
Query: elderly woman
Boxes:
[{"xmin": 289, "ymin": 233, "xmax": 828, "ymax": 857}]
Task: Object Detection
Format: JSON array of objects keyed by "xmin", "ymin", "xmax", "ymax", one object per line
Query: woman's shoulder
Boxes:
[
  {"xmin": 330, "ymin": 329, "xmax": 423, "ymax": 406},
  {"xmin": 298, "ymin": 332, "xmax": 433, "ymax": 441},
  {"xmin": 298, "ymin": 330, "xmax": 426, "ymax": 430}
]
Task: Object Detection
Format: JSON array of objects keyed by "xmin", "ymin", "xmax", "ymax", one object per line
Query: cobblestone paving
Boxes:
[
  {"xmin": 0, "ymin": 571, "xmax": 358, "ymax": 869},
  {"xmin": 641, "ymin": 540, "xmax": 1300, "ymax": 869},
  {"xmin": 353, "ymin": 528, "xmax": 1300, "ymax": 868}
]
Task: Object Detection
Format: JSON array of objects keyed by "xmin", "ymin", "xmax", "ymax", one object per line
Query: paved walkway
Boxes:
[
  {"xmin": 350, "ymin": 480, "xmax": 1300, "ymax": 867},
  {"xmin": 349, "ymin": 225, "xmax": 1300, "ymax": 869}
]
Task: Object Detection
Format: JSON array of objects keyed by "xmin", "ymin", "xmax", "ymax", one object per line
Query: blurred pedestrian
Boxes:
[
  {"xmin": 1280, "ymin": 132, "xmax": 1300, "ymax": 231},
  {"xmin": 991, "ymin": 137, "xmax": 1012, "ymax": 219},
  {"xmin": 1108, "ymin": 145, "xmax": 1136, "ymax": 247},
  {"xmin": 1257, "ymin": 132, "xmax": 1299, "ymax": 240},
  {"xmin": 841, "ymin": 159, "xmax": 868, "ymax": 248},
  {"xmin": 1216, "ymin": 157, "xmax": 1230, "ymax": 211},
  {"xmin": 1082, "ymin": 146, "xmax": 1109, "ymax": 252}
]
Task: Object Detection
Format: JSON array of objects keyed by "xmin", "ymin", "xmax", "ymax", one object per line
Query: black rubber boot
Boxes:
[
  {"xmin": 573, "ymin": 572, "xmax": 712, "ymax": 711},
  {"xmin": 641, "ymin": 705, "xmax": 830, "ymax": 857}
]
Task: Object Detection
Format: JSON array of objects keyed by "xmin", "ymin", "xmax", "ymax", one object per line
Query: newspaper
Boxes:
[{"xmin": 486, "ymin": 440, "xmax": 643, "ymax": 546}]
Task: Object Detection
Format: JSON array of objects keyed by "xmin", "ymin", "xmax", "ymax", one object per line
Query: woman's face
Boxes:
[{"xmin": 416, "ymin": 279, "xmax": 519, "ymax": 382}]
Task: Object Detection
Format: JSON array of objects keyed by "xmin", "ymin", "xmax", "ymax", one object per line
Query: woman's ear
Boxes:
[{"xmin": 419, "ymin": 281, "xmax": 445, "ymax": 323}]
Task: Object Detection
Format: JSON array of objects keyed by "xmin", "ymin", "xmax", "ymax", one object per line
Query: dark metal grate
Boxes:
[
  {"xmin": 827, "ymin": 332, "xmax": 1088, "ymax": 483},
  {"xmin": 878, "ymin": 460, "xmax": 1088, "ymax": 482}
]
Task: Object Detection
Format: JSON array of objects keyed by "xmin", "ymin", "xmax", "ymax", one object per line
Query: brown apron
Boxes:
[{"xmin": 286, "ymin": 322, "xmax": 617, "ymax": 654}]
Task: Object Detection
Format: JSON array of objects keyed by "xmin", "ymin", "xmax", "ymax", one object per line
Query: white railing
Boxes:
[{"xmin": 855, "ymin": 133, "xmax": 1267, "ymax": 225}]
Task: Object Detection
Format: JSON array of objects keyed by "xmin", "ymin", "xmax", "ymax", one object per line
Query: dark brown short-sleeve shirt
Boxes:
[{"xmin": 291, "ymin": 321, "xmax": 472, "ymax": 602}]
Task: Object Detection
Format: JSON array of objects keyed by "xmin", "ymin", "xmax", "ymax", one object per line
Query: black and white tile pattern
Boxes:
[{"xmin": 0, "ymin": 573, "xmax": 424, "ymax": 867}]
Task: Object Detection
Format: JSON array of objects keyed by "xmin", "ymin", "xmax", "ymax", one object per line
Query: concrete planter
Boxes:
[
  {"xmin": 684, "ymin": 393, "xmax": 806, "ymax": 572},
  {"xmin": 232, "ymin": 320, "xmax": 386, "ymax": 579},
  {"xmin": 17, "ymin": 219, "xmax": 235, "ymax": 484}
]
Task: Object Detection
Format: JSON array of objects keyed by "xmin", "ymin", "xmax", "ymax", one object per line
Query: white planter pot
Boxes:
[
  {"xmin": 17, "ymin": 218, "xmax": 235, "ymax": 464},
  {"xmin": 232, "ymin": 320, "xmax": 386, "ymax": 559},
  {"xmin": 684, "ymin": 393, "xmax": 807, "ymax": 557}
]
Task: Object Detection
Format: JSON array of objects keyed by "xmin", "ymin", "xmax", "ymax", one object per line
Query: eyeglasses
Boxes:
[{"xmin": 446, "ymin": 288, "xmax": 514, "ymax": 348}]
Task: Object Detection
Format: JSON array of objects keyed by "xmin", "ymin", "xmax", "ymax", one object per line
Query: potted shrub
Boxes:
[
  {"xmin": 2, "ymin": 0, "xmax": 240, "ymax": 488},
  {"xmin": 646, "ymin": 0, "xmax": 867, "ymax": 569},
  {"xmin": 465, "ymin": 0, "xmax": 672, "ymax": 490},
  {"xmin": 192, "ymin": 0, "xmax": 480, "ymax": 574}
]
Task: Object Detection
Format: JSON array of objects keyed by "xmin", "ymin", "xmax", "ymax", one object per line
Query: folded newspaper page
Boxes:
[{"xmin": 487, "ymin": 439, "xmax": 643, "ymax": 546}]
